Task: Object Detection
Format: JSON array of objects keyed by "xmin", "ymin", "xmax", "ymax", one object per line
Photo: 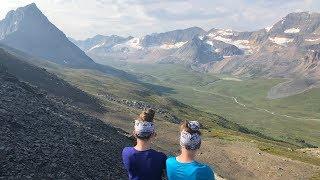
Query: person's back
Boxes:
[
  {"xmin": 122, "ymin": 147, "xmax": 166, "ymax": 180},
  {"xmin": 166, "ymin": 121, "xmax": 215, "ymax": 180},
  {"xmin": 122, "ymin": 109, "xmax": 167, "ymax": 180},
  {"xmin": 166, "ymin": 157, "xmax": 213, "ymax": 180}
]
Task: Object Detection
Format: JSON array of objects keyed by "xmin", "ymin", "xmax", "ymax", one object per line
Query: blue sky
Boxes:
[{"xmin": 0, "ymin": 0, "xmax": 319, "ymax": 39}]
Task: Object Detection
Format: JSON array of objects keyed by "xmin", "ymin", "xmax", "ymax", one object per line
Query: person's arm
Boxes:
[
  {"xmin": 197, "ymin": 165, "xmax": 215, "ymax": 180},
  {"xmin": 122, "ymin": 148, "xmax": 130, "ymax": 172},
  {"xmin": 162, "ymin": 154, "xmax": 168, "ymax": 180},
  {"xmin": 208, "ymin": 166, "xmax": 215, "ymax": 180}
]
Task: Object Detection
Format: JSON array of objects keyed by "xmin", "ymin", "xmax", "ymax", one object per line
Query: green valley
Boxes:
[{"xmin": 92, "ymin": 60, "xmax": 320, "ymax": 147}]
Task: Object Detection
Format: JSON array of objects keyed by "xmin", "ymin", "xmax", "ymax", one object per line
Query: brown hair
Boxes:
[
  {"xmin": 139, "ymin": 109, "xmax": 155, "ymax": 122},
  {"xmin": 180, "ymin": 120, "xmax": 201, "ymax": 135}
]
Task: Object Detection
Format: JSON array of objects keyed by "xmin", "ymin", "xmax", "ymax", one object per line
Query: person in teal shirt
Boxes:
[{"xmin": 166, "ymin": 121, "xmax": 215, "ymax": 180}]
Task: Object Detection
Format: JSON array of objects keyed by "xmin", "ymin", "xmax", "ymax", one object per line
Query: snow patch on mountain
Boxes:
[
  {"xmin": 269, "ymin": 37, "xmax": 293, "ymax": 46},
  {"xmin": 205, "ymin": 40, "xmax": 213, "ymax": 46},
  {"xmin": 207, "ymin": 36, "xmax": 252, "ymax": 54},
  {"xmin": 208, "ymin": 29, "xmax": 234, "ymax": 38},
  {"xmin": 233, "ymin": 40, "xmax": 250, "ymax": 50},
  {"xmin": 284, "ymin": 28, "xmax": 300, "ymax": 34},
  {"xmin": 213, "ymin": 36, "xmax": 232, "ymax": 43},
  {"xmin": 305, "ymin": 38, "xmax": 320, "ymax": 42},
  {"xmin": 88, "ymin": 42, "xmax": 106, "ymax": 51},
  {"xmin": 127, "ymin": 37, "xmax": 142, "ymax": 49},
  {"xmin": 160, "ymin": 41, "xmax": 187, "ymax": 49},
  {"xmin": 215, "ymin": 48, "xmax": 221, "ymax": 53},
  {"xmin": 265, "ymin": 26, "xmax": 273, "ymax": 32}
]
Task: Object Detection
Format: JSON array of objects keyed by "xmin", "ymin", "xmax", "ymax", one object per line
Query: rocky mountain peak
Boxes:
[
  {"xmin": 0, "ymin": 3, "xmax": 95, "ymax": 67},
  {"xmin": 268, "ymin": 11, "xmax": 320, "ymax": 35},
  {"xmin": 21, "ymin": 3, "xmax": 39, "ymax": 12}
]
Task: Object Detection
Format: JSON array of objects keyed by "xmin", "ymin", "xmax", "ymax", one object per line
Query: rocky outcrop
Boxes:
[
  {"xmin": 100, "ymin": 93, "xmax": 180, "ymax": 123},
  {"xmin": 0, "ymin": 66, "xmax": 132, "ymax": 179}
]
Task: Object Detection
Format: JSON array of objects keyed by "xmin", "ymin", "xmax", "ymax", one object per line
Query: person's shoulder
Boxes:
[
  {"xmin": 166, "ymin": 156, "xmax": 176, "ymax": 164},
  {"xmin": 196, "ymin": 163, "xmax": 214, "ymax": 177},
  {"xmin": 122, "ymin": 147, "xmax": 135, "ymax": 155}
]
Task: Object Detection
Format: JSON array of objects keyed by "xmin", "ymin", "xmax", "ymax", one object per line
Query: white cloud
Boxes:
[{"xmin": 0, "ymin": 0, "xmax": 319, "ymax": 39}]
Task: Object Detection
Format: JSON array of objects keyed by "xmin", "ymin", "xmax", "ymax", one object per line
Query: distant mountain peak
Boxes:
[
  {"xmin": 16, "ymin": 3, "xmax": 42, "ymax": 15},
  {"xmin": 24, "ymin": 3, "xmax": 38, "ymax": 9},
  {"xmin": 0, "ymin": 3, "xmax": 95, "ymax": 67}
]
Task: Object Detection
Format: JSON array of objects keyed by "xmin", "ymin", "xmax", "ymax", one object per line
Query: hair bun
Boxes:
[
  {"xmin": 188, "ymin": 121, "xmax": 200, "ymax": 131},
  {"xmin": 139, "ymin": 109, "xmax": 155, "ymax": 122}
]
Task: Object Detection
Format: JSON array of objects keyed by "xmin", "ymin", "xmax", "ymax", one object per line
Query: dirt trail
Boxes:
[
  {"xmin": 100, "ymin": 113, "xmax": 320, "ymax": 180},
  {"xmin": 192, "ymin": 87, "xmax": 320, "ymax": 121}
]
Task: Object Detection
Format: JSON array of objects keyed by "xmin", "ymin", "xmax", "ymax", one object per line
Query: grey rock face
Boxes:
[
  {"xmin": 162, "ymin": 37, "xmax": 223, "ymax": 64},
  {"xmin": 0, "ymin": 3, "xmax": 94, "ymax": 67},
  {"xmin": 141, "ymin": 26, "xmax": 206, "ymax": 47},
  {"xmin": 268, "ymin": 12, "xmax": 320, "ymax": 36}
]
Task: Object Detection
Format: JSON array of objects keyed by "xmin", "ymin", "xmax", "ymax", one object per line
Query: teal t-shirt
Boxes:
[{"xmin": 166, "ymin": 157, "xmax": 215, "ymax": 180}]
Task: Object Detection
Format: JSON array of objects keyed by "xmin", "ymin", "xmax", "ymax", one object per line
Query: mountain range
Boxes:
[
  {"xmin": 0, "ymin": 3, "xmax": 320, "ymax": 97},
  {"xmin": 71, "ymin": 12, "xmax": 320, "ymax": 97}
]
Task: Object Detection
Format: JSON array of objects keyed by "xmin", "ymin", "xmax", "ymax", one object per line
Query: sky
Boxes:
[{"xmin": 0, "ymin": 0, "xmax": 320, "ymax": 40}]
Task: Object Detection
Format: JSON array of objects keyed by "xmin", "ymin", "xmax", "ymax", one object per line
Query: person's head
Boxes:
[
  {"xmin": 179, "ymin": 120, "xmax": 202, "ymax": 158},
  {"xmin": 133, "ymin": 109, "xmax": 156, "ymax": 141}
]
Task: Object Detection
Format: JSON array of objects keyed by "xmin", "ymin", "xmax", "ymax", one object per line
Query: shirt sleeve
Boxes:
[
  {"xmin": 207, "ymin": 166, "xmax": 215, "ymax": 180},
  {"xmin": 197, "ymin": 165, "xmax": 215, "ymax": 180},
  {"xmin": 162, "ymin": 153, "xmax": 168, "ymax": 170},
  {"xmin": 122, "ymin": 148, "xmax": 131, "ymax": 172}
]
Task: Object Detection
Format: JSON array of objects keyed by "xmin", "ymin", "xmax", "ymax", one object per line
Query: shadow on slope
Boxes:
[
  {"xmin": 0, "ymin": 64, "xmax": 132, "ymax": 179},
  {"xmin": 0, "ymin": 48, "xmax": 105, "ymax": 112},
  {"xmin": 0, "ymin": 43, "xmax": 175, "ymax": 96}
]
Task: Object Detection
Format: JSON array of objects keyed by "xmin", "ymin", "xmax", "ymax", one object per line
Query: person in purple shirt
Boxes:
[{"xmin": 122, "ymin": 109, "xmax": 167, "ymax": 180}]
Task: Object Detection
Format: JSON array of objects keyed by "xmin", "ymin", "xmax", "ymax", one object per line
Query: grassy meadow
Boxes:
[{"xmin": 93, "ymin": 60, "xmax": 320, "ymax": 147}]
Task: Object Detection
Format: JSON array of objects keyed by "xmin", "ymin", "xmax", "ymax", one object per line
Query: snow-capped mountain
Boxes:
[
  {"xmin": 212, "ymin": 12, "xmax": 320, "ymax": 76},
  {"xmin": 72, "ymin": 11, "xmax": 320, "ymax": 96},
  {"xmin": 210, "ymin": 12, "xmax": 320, "ymax": 97},
  {"xmin": 0, "ymin": 3, "xmax": 94, "ymax": 67},
  {"xmin": 75, "ymin": 27, "xmax": 243, "ymax": 67},
  {"xmin": 71, "ymin": 11, "xmax": 320, "ymax": 90},
  {"xmin": 70, "ymin": 35, "xmax": 133, "ymax": 52}
]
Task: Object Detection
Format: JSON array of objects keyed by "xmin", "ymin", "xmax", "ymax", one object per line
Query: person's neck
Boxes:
[
  {"xmin": 134, "ymin": 139, "xmax": 151, "ymax": 151},
  {"xmin": 177, "ymin": 148, "xmax": 196, "ymax": 163}
]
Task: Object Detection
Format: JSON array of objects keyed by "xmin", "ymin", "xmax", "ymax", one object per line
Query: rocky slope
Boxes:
[
  {"xmin": 0, "ymin": 59, "xmax": 132, "ymax": 179},
  {"xmin": 0, "ymin": 48, "xmax": 104, "ymax": 112}
]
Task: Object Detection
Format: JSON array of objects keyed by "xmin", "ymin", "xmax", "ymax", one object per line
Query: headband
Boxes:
[
  {"xmin": 180, "ymin": 121, "xmax": 201, "ymax": 150},
  {"xmin": 134, "ymin": 120, "xmax": 155, "ymax": 137}
]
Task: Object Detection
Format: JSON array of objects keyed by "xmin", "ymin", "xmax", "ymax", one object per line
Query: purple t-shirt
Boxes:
[{"xmin": 122, "ymin": 147, "xmax": 167, "ymax": 180}]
